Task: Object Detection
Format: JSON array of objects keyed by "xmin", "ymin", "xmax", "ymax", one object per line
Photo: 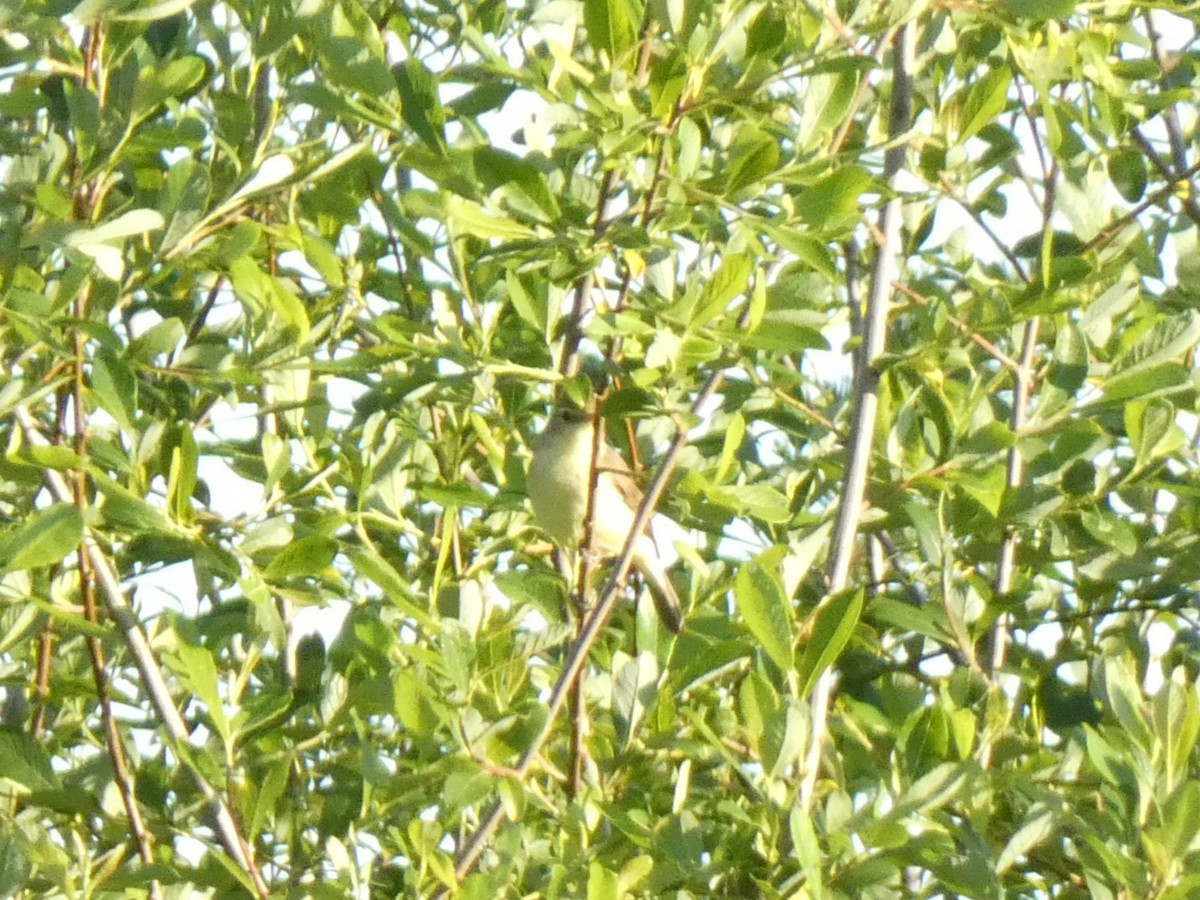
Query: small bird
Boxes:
[{"xmin": 527, "ymin": 401, "xmax": 684, "ymax": 633}]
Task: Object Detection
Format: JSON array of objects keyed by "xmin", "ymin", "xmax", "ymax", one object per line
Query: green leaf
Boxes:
[
  {"xmin": 1101, "ymin": 655, "xmax": 1154, "ymax": 752},
  {"xmin": 93, "ymin": 472, "xmax": 179, "ymax": 536},
  {"xmin": 6, "ymin": 444, "xmax": 83, "ymax": 471},
  {"xmin": 445, "ymin": 195, "xmax": 536, "ymax": 240},
  {"xmin": 67, "ymin": 208, "xmax": 167, "ymax": 244},
  {"xmin": 494, "ymin": 570, "xmax": 565, "ymax": 621},
  {"xmin": 613, "ymin": 650, "xmax": 658, "ymax": 746},
  {"xmin": 1000, "ymin": 484, "xmax": 1064, "ymax": 527},
  {"xmin": 868, "ymin": 597, "xmax": 954, "ymax": 644},
  {"xmin": 902, "ymin": 500, "xmax": 942, "ymax": 565},
  {"xmin": 245, "ymin": 760, "xmax": 289, "ymax": 838},
  {"xmin": 715, "ymin": 412, "xmax": 746, "ymax": 484},
  {"xmin": 0, "ymin": 829, "xmax": 31, "ymax": 899},
  {"xmin": 1153, "ymin": 674, "xmax": 1200, "ymax": 789},
  {"xmin": 996, "ymin": 801, "xmax": 1059, "ymax": 874},
  {"xmin": 761, "ymin": 698, "xmax": 807, "ymax": 779},
  {"xmin": 264, "ymin": 535, "xmax": 338, "ymax": 580},
  {"xmin": 394, "ymin": 669, "xmax": 445, "ymax": 737},
  {"xmin": 718, "ymin": 317, "xmax": 828, "ymax": 353},
  {"xmin": 798, "ymin": 588, "xmax": 863, "ymax": 696},
  {"xmin": 1096, "ymin": 364, "xmax": 1191, "ymax": 406},
  {"xmin": 1109, "ymin": 149, "xmax": 1147, "ymax": 203},
  {"xmin": 130, "ymin": 317, "xmax": 185, "ymax": 361},
  {"xmin": 133, "ymin": 55, "xmax": 208, "ymax": 117},
  {"xmin": 395, "ymin": 58, "xmax": 447, "ymax": 153},
  {"xmin": 790, "ymin": 807, "xmax": 825, "ymax": 898},
  {"xmin": 506, "ymin": 270, "xmax": 550, "ymax": 336},
  {"xmin": 887, "ymin": 761, "xmax": 974, "ymax": 820},
  {"xmin": 170, "ymin": 639, "xmax": 232, "ymax": 744},
  {"xmin": 474, "ymin": 146, "xmax": 560, "ymax": 220},
  {"xmin": 734, "ymin": 557, "xmax": 794, "ymax": 672},
  {"xmin": 1106, "ymin": 312, "xmax": 1200, "ymax": 388},
  {"xmin": 725, "ymin": 127, "xmax": 781, "ymax": 193},
  {"xmin": 1001, "ymin": 0, "xmax": 1077, "ymax": 20},
  {"xmin": 959, "ymin": 69, "xmax": 1010, "ymax": 141},
  {"xmin": 90, "ymin": 351, "xmax": 136, "ymax": 432},
  {"xmin": 320, "ymin": 3, "xmax": 393, "ymax": 96},
  {"xmin": 691, "ymin": 254, "xmax": 753, "ymax": 329},
  {"xmin": 64, "ymin": 80, "xmax": 99, "ymax": 163},
  {"xmin": 445, "ymin": 79, "xmax": 516, "ymax": 118},
  {"xmin": 677, "ymin": 116, "xmax": 701, "ymax": 179},
  {"xmin": 794, "ymin": 165, "xmax": 871, "ymax": 229},
  {"xmin": 1151, "ymin": 781, "xmax": 1200, "ymax": 864},
  {"xmin": 0, "ymin": 730, "xmax": 61, "ymax": 791},
  {"xmin": 587, "ymin": 860, "xmax": 620, "ymax": 900},
  {"xmin": 113, "ymin": 0, "xmax": 198, "ymax": 21},
  {"xmin": 0, "ymin": 505, "xmax": 83, "ymax": 574},
  {"xmin": 342, "ymin": 545, "xmax": 433, "ymax": 627},
  {"xmin": 584, "ymin": 0, "xmax": 641, "ymax": 59}
]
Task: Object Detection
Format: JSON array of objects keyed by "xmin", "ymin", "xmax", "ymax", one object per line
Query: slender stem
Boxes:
[
  {"xmin": 987, "ymin": 319, "xmax": 1039, "ymax": 673},
  {"xmin": 799, "ymin": 23, "xmax": 911, "ymax": 814},
  {"xmin": 14, "ymin": 408, "xmax": 271, "ymax": 898}
]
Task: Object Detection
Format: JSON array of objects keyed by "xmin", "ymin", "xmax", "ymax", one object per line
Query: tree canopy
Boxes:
[{"xmin": 3, "ymin": 0, "xmax": 1200, "ymax": 897}]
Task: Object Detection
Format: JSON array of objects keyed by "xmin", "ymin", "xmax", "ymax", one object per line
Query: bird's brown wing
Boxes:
[{"xmin": 597, "ymin": 442, "xmax": 658, "ymax": 538}]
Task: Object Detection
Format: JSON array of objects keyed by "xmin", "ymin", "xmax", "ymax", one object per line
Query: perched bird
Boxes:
[{"xmin": 527, "ymin": 401, "xmax": 683, "ymax": 632}]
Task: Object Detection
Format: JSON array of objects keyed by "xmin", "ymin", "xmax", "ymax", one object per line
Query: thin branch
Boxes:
[
  {"xmin": 181, "ymin": 276, "xmax": 227, "ymax": 352},
  {"xmin": 1082, "ymin": 158, "xmax": 1200, "ymax": 255},
  {"xmin": 986, "ymin": 318, "xmax": 1039, "ymax": 676},
  {"xmin": 1143, "ymin": 10, "xmax": 1195, "ymax": 174},
  {"xmin": 14, "ymin": 408, "xmax": 271, "ymax": 899},
  {"xmin": 828, "ymin": 25, "xmax": 899, "ymax": 157},
  {"xmin": 892, "ymin": 280, "xmax": 1019, "ymax": 368},
  {"xmin": 79, "ymin": 550, "xmax": 161, "ymax": 897},
  {"xmin": 67, "ymin": 275, "xmax": 161, "ymax": 894},
  {"xmin": 31, "ymin": 627, "xmax": 53, "ymax": 738},
  {"xmin": 984, "ymin": 99, "xmax": 1060, "ymax": 694},
  {"xmin": 558, "ymin": 168, "xmax": 616, "ymax": 380},
  {"xmin": 1129, "ymin": 126, "xmax": 1200, "ymax": 230},
  {"xmin": 936, "ymin": 174, "xmax": 1029, "ymax": 282},
  {"xmin": 799, "ymin": 23, "xmax": 912, "ymax": 815}
]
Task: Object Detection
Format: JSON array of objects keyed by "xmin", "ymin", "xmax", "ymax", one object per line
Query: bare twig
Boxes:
[
  {"xmin": 67, "ymin": 275, "xmax": 161, "ymax": 896},
  {"xmin": 14, "ymin": 408, "xmax": 271, "ymax": 899},
  {"xmin": 987, "ymin": 319, "xmax": 1039, "ymax": 674},
  {"xmin": 799, "ymin": 23, "xmax": 912, "ymax": 814},
  {"xmin": 558, "ymin": 169, "xmax": 616, "ymax": 380},
  {"xmin": 828, "ymin": 25, "xmax": 899, "ymax": 157},
  {"xmin": 892, "ymin": 280, "xmax": 1019, "ymax": 369}
]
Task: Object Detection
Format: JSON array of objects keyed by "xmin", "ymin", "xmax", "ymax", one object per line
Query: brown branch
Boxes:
[
  {"xmin": 181, "ymin": 276, "xmax": 226, "ymax": 351},
  {"xmin": 892, "ymin": 279, "xmax": 1019, "ymax": 369},
  {"xmin": 80, "ymin": 551, "xmax": 160, "ymax": 892},
  {"xmin": 936, "ymin": 174, "xmax": 1029, "ymax": 282},
  {"xmin": 558, "ymin": 168, "xmax": 616, "ymax": 380},
  {"xmin": 31, "ymin": 627, "xmax": 53, "ymax": 738},
  {"xmin": 14, "ymin": 408, "xmax": 271, "ymax": 898},
  {"xmin": 987, "ymin": 319, "xmax": 1039, "ymax": 672},
  {"xmin": 1143, "ymin": 10, "xmax": 1195, "ymax": 175},
  {"xmin": 67, "ymin": 274, "xmax": 162, "ymax": 895},
  {"xmin": 1083, "ymin": 158, "xmax": 1200, "ymax": 255},
  {"xmin": 828, "ymin": 25, "xmax": 899, "ymax": 157},
  {"xmin": 800, "ymin": 23, "xmax": 912, "ymax": 814},
  {"xmin": 1130, "ymin": 127, "xmax": 1200, "ymax": 230}
]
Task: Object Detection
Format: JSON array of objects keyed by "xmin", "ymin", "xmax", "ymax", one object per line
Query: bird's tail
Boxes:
[{"xmin": 636, "ymin": 556, "xmax": 683, "ymax": 633}]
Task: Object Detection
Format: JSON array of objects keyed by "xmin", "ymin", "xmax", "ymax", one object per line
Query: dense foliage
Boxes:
[{"xmin": 3, "ymin": 0, "xmax": 1200, "ymax": 896}]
